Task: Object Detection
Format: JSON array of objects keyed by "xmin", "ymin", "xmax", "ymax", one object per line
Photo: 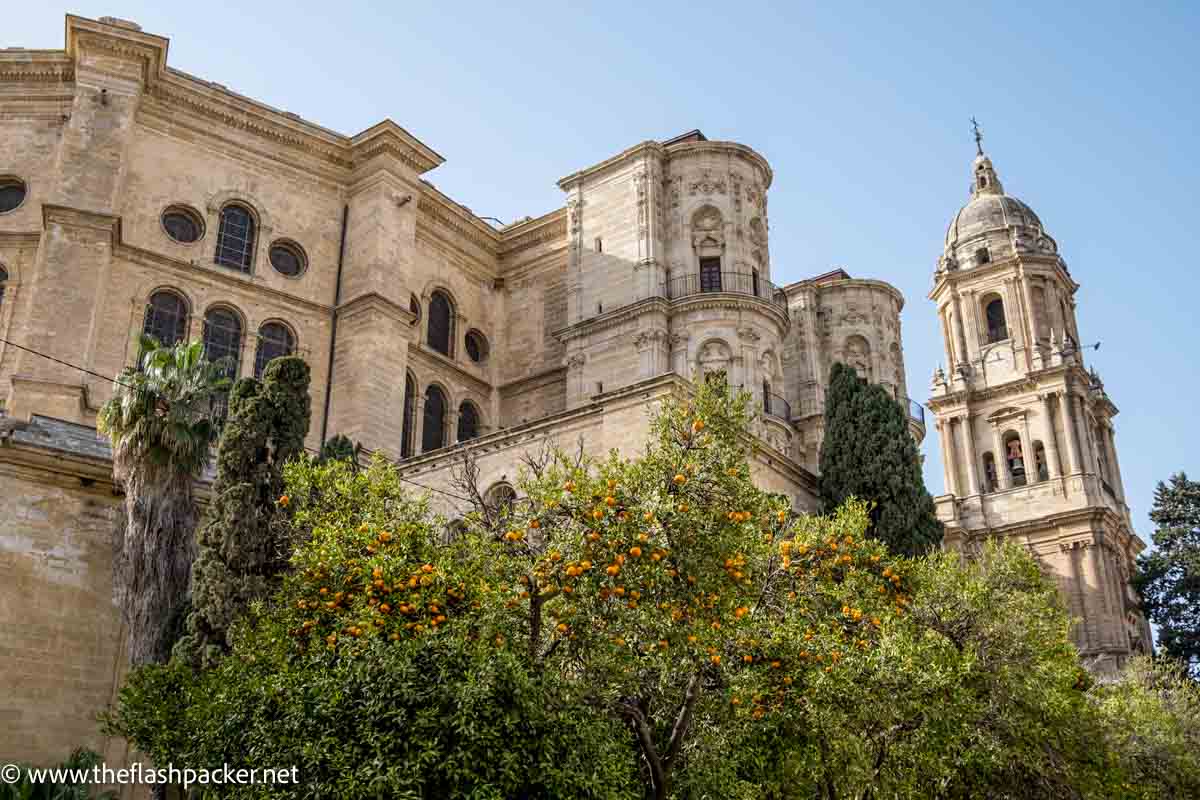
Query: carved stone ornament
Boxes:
[
  {"xmin": 737, "ymin": 327, "xmax": 761, "ymax": 342},
  {"xmin": 688, "ymin": 170, "xmax": 727, "ymax": 196}
]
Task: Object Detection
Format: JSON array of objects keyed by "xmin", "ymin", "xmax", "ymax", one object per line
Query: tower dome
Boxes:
[{"xmin": 940, "ymin": 151, "xmax": 1058, "ymax": 273}]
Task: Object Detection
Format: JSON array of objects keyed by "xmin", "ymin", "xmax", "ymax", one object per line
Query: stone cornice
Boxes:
[
  {"xmin": 664, "ymin": 140, "xmax": 774, "ymax": 189},
  {"xmin": 784, "ymin": 276, "xmax": 905, "ymax": 312},
  {"xmin": 557, "ymin": 140, "xmax": 664, "ymax": 190},
  {"xmin": 337, "ymin": 291, "xmax": 412, "ymax": 325},
  {"xmin": 497, "ymin": 365, "xmax": 567, "ymax": 396},
  {"xmin": 41, "ymin": 205, "xmax": 121, "ymax": 239},
  {"xmin": 955, "ymin": 505, "xmax": 1141, "ymax": 555},
  {"xmin": 669, "ymin": 292, "xmax": 789, "ymax": 332},
  {"xmin": 0, "ymin": 51, "xmax": 74, "ymax": 84},
  {"xmin": 0, "ymin": 231, "xmax": 43, "ymax": 246},
  {"xmin": 926, "ymin": 363, "xmax": 1092, "ymax": 411},
  {"xmin": 145, "ymin": 77, "xmax": 352, "ymax": 171},
  {"xmin": 498, "ymin": 208, "xmax": 567, "ymax": 258},
  {"xmin": 408, "ymin": 342, "xmax": 493, "ymax": 395},
  {"xmin": 416, "ymin": 182, "xmax": 502, "ymax": 262},
  {"xmin": 350, "ymin": 121, "xmax": 444, "ymax": 175},
  {"xmin": 929, "ymin": 253, "xmax": 1078, "ymax": 302},
  {"xmin": 66, "ymin": 16, "xmax": 168, "ymax": 87},
  {"xmin": 105, "ymin": 221, "xmax": 334, "ymax": 315},
  {"xmin": 557, "ymin": 138, "xmax": 774, "ymax": 192},
  {"xmin": 553, "ymin": 297, "xmax": 671, "ymax": 342}
]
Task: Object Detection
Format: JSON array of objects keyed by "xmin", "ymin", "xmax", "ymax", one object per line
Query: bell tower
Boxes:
[{"xmin": 927, "ymin": 129, "xmax": 1152, "ymax": 669}]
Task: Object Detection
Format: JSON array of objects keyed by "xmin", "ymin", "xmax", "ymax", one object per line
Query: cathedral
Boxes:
[{"xmin": 0, "ymin": 14, "xmax": 1149, "ymax": 771}]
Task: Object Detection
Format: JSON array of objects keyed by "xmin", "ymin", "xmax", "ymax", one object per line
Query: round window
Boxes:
[
  {"xmin": 161, "ymin": 206, "xmax": 204, "ymax": 243},
  {"xmin": 269, "ymin": 240, "xmax": 307, "ymax": 277},
  {"xmin": 0, "ymin": 177, "xmax": 28, "ymax": 214},
  {"xmin": 464, "ymin": 330, "xmax": 488, "ymax": 363}
]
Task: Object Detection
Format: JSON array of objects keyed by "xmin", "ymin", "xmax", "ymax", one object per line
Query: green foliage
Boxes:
[
  {"xmin": 1091, "ymin": 656, "xmax": 1200, "ymax": 799},
  {"xmin": 107, "ymin": 456, "xmax": 639, "ymax": 800},
  {"xmin": 107, "ymin": 380, "xmax": 1200, "ymax": 799},
  {"xmin": 175, "ymin": 356, "xmax": 311, "ymax": 668},
  {"xmin": 98, "ymin": 336, "xmax": 231, "ymax": 665},
  {"xmin": 1134, "ymin": 471, "xmax": 1200, "ymax": 676},
  {"xmin": 318, "ymin": 433, "xmax": 359, "ymax": 467},
  {"xmin": 476, "ymin": 381, "xmax": 913, "ymax": 799},
  {"xmin": 818, "ymin": 361, "xmax": 942, "ymax": 557},
  {"xmin": 0, "ymin": 749, "xmax": 117, "ymax": 800}
]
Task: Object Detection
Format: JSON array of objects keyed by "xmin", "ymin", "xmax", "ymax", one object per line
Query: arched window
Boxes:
[
  {"xmin": 422, "ymin": 385, "xmax": 447, "ymax": 452},
  {"xmin": 699, "ymin": 257, "xmax": 722, "ymax": 292},
  {"xmin": 142, "ymin": 290, "xmax": 189, "ymax": 349},
  {"xmin": 214, "ymin": 204, "xmax": 256, "ymax": 273},
  {"xmin": 409, "ymin": 294, "xmax": 421, "ymax": 327},
  {"xmin": 202, "ymin": 307, "xmax": 243, "ymax": 378},
  {"xmin": 1033, "ymin": 441, "xmax": 1049, "ymax": 482},
  {"xmin": 1004, "ymin": 431, "xmax": 1026, "ymax": 487},
  {"xmin": 401, "ymin": 371, "xmax": 416, "ymax": 459},
  {"xmin": 485, "ymin": 483, "xmax": 517, "ymax": 518},
  {"xmin": 203, "ymin": 307, "xmax": 242, "ymax": 418},
  {"xmin": 985, "ymin": 296, "xmax": 1008, "ymax": 343},
  {"xmin": 982, "ymin": 452, "xmax": 998, "ymax": 493},
  {"xmin": 0, "ymin": 265, "xmax": 10, "ymax": 315},
  {"xmin": 762, "ymin": 379, "xmax": 772, "ymax": 416},
  {"xmin": 427, "ymin": 290, "xmax": 454, "ymax": 357},
  {"xmin": 253, "ymin": 321, "xmax": 296, "ymax": 379},
  {"xmin": 457, "ymin": 401, "xmax": 481, "ymax": 442},
  {"xmin": 752, "ymin": 268, "xmax": 761, "ymax": 298},
  {"xmin": 464, "ymin": 330, "xmax": 489, "ymax": 363}
]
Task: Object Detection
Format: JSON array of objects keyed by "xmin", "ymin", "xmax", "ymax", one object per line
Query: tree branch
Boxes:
[
  {"xmin": 663, "ymin": 670, "xmax": 703, "ymax": 768},
  {"xmin": 620, "ymin": 700, "xmax": 666, "ymax": 800}
]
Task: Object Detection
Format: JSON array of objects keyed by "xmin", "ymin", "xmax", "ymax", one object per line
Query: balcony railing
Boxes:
[
  {"xmin": 763, "ymin": 391, "xmax": 792, "ymax": 422},
  {"xmin": 906, "ymin": 398, "xmax": 925, "ymax": 425},
  {"xmin": 664, "ymin": 271, "xmax": 788, "ymax": 311}
]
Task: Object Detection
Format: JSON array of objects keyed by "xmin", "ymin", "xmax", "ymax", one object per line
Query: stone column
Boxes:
[
  {"xmin": 1091, "ymin": 542, "xmax": 1121, "ymax": 649},
  {"xmin": 1040, "ymin": 393, "xmax": 1062, "ymax": 478},
  {"xmin": 1105, "ymin": 425, "xmax": 1128, "ymax": 503},
  {"xmin": 951, "ymin": 293, "xmax": 970, "ymax": 367},
  {"xmin": 938, "ymin": 419, "xmax": 960, "ymax": 496},
  {"xmin": 1021, "ymin": 269, "xmax": 1039, "ymax": 344},
  {"xmin": 1060, "ymin": 391, "xmax": 1083, "ymax": 475},
  {"xmin": 960, "ymin": 413, "xmax": 980, "ymax": 496},
  {"xmin": 1020, "ymin": 414, "xmax": 1035, "ymax": 482},
  {"xmin": 940, "ymin": 308, "xmax": 956, "ymax": 370},
  {"xmin": 990, "ymin": 423, "xmax": 1008, "ymax": 490}
]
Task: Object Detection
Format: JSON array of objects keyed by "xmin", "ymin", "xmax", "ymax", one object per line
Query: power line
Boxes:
[{"xmin": 0, "ymin": 335, "xmax": 472, "ymax": 503}]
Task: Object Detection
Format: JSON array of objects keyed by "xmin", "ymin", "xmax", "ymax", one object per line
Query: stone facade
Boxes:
[
  {"xmin": 8, "ymin": 14, "xmax": 1147, "ymax": 773},
  {"xmin": 927, "ymin": 149, "xmax": 1153, "ymax": 669}
]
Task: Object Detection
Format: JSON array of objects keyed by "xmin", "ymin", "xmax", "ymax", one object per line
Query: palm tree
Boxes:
[{"xmin": 99, "ymin": 336, "xmax": 232, "ymax": 665}]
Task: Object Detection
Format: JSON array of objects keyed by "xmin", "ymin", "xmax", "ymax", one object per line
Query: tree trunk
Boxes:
[{"xmin": 114, "ymin": 475, "xmax": 198, "ymax": 665}]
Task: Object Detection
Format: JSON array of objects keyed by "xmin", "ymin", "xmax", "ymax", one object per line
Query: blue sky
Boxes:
[{"xmin": 8, "ymin": 1, "xmax": 1199, "ymax": 535}]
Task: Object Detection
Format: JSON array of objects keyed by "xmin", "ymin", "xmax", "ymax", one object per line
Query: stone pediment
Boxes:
[{"xmin": 986, "ymin": 406, "xmax": 1025, "ymax": 423}]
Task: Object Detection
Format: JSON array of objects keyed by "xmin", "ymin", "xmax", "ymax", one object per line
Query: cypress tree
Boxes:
[
  {"xmin": 175, "ymin": 356, "xmax": 311, "ymax": 667},
  {"xmin": 818, "ymin": 362, "xmax": 942, "ymax": 556}
]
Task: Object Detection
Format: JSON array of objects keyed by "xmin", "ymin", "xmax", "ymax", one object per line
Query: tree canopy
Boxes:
[
  {"xmin": 1134, "ymin": 471, "xmax": 1200, "ymax": 677},
  {"xmin": 818, "ymin": 362, "xmax": 942, "ymax": 557},
  {"xmin": 104, "ymin": 382, "xmax": 1200, "ymax": 799}
]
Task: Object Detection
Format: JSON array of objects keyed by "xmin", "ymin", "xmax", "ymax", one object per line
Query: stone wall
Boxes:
[{"xmin": 0, "ymin": 453, "xmax": 125, "ymax": 766}]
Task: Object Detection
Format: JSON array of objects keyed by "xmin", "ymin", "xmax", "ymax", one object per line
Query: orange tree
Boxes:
[
  {"xmin": 105, "ymin": 458, "xmax": 641, "ymax": 800},
  {"xmin": 463, "ymin": 381, "xmax": 913, "ymax": 799}
]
